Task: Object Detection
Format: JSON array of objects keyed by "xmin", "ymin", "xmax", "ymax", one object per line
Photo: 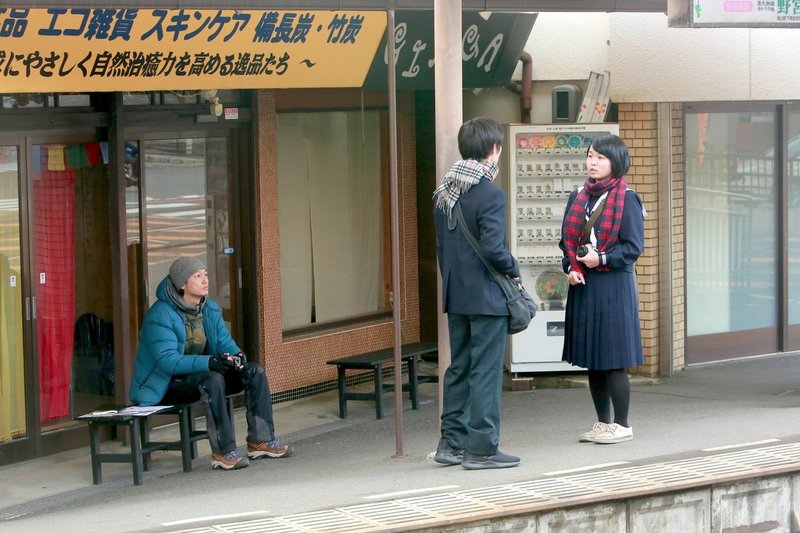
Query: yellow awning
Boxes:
[{"xmin": 0, "ymin": 8, "xmax": 387, "ymax": 92}]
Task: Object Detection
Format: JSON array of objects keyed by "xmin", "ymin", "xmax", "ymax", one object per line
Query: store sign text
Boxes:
[
  {"xmin": 385, "ymin": 22, "xmax": 503, "ymax": 79},
  {"xmin": 670, "ymin": 0, "xmax": 800, "ymax": 26},
  {"xmin": 0, "ymin": 8, "xmax": 386, "ymax": 92}
]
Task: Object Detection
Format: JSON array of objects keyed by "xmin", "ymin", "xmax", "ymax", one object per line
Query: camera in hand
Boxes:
[
  {"xmin": 576, "ymin": 244, "xmax": 589, "ymax": 258},
  {"xmin": 221, "ymin": 352, "xmax": 242, "ymax": 367}
]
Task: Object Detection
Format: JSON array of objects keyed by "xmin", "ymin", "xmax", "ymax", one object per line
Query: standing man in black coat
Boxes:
[{"xmin": 432, "ymin": 117, "xmax": 521, "ymax": 470}]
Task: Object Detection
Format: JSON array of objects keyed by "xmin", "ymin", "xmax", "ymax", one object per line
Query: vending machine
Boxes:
[{"xmin": 504, "ymin": 123, "xmax": 619, "ymax": 373}]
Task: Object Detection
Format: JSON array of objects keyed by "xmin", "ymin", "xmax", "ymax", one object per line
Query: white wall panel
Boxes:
[
  {"xmin": 608, "ymin": 13, "xmax": 750, "ymax": 102},
  {"xmin": 750, "ymin": 30, "xmax": 800, "ymax": 100},
  {"xmin": 522, "ymin": 13, "xmax": 610, "ymax": 81},
  {"xmin": 520, "ymin": 12, "xmax": 800, "ymax": 104}
]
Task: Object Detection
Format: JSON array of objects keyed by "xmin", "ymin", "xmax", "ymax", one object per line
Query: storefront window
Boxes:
[
  {"xmin": 0, "ymin": 146, "xmax": 26, "ymax": 443},
  {"xmin": 1, "ymin": 93, "xmax": 47, "ymax": 108},
  {"xmin": 142, "ymin": 138, "xmax": 209, "ymax": 305},
  {"xmin": 122, "ymin": 92, "xmax": 155, "ymax": 106},
  {"xmin": 122, "ymin": 90, "xmax": 242, "ymax": 106},
  {"xmin": 0, "ymin": 94, "xmax": 89, "ymax": 108},
  {"xmin": 56, "ymin": 94, "xmax": 90, "ymax": 107},
  {"xmin": 277, "ymin": 111, "xmax": 388, "ymax": 331},
  {"xmin": 786, "ymin": 109, "xmax": 800, "ymax": 343},
  {"xmin": 685, "ymin": 110, "xmax": 777, "ymax": 337},
  {"xmin": 32, "ymin": 140, "xmax": 114, "ymax": 425}
]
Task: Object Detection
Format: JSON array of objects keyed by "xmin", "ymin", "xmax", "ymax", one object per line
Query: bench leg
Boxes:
[
  {"xmin": 407, "ymin": 357, "xmax": 419, "ymax": 410},
  {"xmin": 188, "ymin": 405, "xmax": 201, "ymax": 460},
  {"xmin": 130, "ymin": 418, "xmax": 144, "ymax": 486},
  {"xmin": 178, "ymin": 407, "xmax": 193, "ymax": 472},
  {"xmin": 337, "ymin": 367, "xmax": 347, "ymax": 419},
  {"xmin": 88, "ymin": 423, "xmax": 103, "ymax": 485},
  {"xmin": 139, "ymin": 418, "xmax": 152, "ymax": 471},
  {"xmin": 374, "ymin": 365, "xmax": 383, "ymax": 419}
]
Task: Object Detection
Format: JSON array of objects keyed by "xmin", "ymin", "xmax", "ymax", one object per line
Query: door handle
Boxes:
[
  {"xmin": 32, "ymin": 296, "xmax": 36, "ymax": 320},
  {"xmin": 25, "ymin": 297, "xmax": 30, "ymax": 321}
]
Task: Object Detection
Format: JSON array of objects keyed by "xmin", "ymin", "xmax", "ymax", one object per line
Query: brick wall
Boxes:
[
  {"xmin": 252, "ymin": 91, "xmax": 420, "ymax": 397},
  {"xmin": 618, "ymin": 102, "xmax": 685, "ymax": 376}
]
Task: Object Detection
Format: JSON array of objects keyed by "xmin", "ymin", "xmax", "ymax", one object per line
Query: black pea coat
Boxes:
[{"xmin": 434, "ymin": 179, "xmax": 520, "ymax": 316}]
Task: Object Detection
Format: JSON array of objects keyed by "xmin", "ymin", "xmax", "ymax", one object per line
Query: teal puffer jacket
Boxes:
[{"xmin": 129, "ymin": 276, "xmax": 241, "ymax": 406}]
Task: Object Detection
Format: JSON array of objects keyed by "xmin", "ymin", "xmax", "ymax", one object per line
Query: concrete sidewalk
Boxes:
[{"xmin": 3, "ymin": 353, "xmax": 800, "ymax": 532}]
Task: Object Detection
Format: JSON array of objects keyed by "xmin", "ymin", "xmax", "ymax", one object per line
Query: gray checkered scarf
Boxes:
[{"xmin": 433, "ymin": 159, "xmax": 499, "ymax": 216}]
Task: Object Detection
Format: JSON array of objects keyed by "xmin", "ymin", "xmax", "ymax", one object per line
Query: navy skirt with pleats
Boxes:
[{"xmin": 562, "ymin": 268, "xmax": 643, "ymax": 370}]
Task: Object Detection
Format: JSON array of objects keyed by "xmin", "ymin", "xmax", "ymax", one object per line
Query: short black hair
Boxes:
[
  {"xmin": 588, "ymin": 134, "xmax": 630, "ymax": 179},
  {"xmin": 458, "ymin": 117, "xmax": 504, "ymax": 160}
]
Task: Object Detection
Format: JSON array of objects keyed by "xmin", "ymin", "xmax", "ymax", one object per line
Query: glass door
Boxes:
[
  {"xmin": 126, "ymin": 134, "xmax": 238, "ymax": 336},
  {"xmin": 0, "ymin": 143, "xmax": 27, "ymax": 449},
  {"xmin": 30, "ymin": 139, "xmax": 114, "ymax": 434},
  {"xmin": 0, "ymin": 135, "xmax": 112, "ymax": 464},
  {"xmin": 685, "ymin": 106, "xmax": 779, "ymax": 362},
  {"xmin": 786, "ymin": 106, "xmax": 800, "ymax": 349}
]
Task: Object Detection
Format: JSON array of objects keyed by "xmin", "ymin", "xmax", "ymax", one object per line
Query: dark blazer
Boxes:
[{"xmin": 434, "ymin": 178, "xmax": 520, "ymax": 315}]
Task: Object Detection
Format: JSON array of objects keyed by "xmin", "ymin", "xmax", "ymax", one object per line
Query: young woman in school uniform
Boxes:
[{"xmin": 559, "ymin": 134, "xmax": 645, "ymax": 445}]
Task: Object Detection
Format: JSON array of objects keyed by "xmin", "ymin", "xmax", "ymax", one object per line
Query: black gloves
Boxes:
[
  {"xmin": 208, "ymin": 353, "xmax": 237, "ymax": 373},
  {"xmin": 208, "ymin": 352, "xmax": 247, "ymax": 373}
]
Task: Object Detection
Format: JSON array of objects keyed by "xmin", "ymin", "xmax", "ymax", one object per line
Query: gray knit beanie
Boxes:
[{"xmin": 169, "ymin": 256, "xmax": 206, "ymax": 289}]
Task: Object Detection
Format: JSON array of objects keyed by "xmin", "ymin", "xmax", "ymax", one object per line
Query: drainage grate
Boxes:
[
  {"xmin": 668, "ymin": 456, "xmax": 762, "ymax": 477},
  {"xmin": 560, "ymin": 470, "xmax": 658, "ymax": 493},
  {"xmin": 400, "ymin": 492, "xmax": 498, "ymax": 518},
  {"xmin": 341, "ymin": 501, "xmax": 437, "ymax": 527},
  {"xmin": 513, "ymin": 477, "xmax": 601, "ymax": 499},
  {"xmin": 458, "ymin": 485, "xmax": 554, "ymax": 510},
  {"xmin": 172, "ymin": 441, "xmax": 800, "ymax": 533},
  {"xmin": 279, "ymin": 509, "xmax": 379, "ymax": 533},
  {"xmin": 221, "ymin": 520, "xmax": 302, "ymax": 533},
  {"xmin": 612, "ymin": 463, "xmax": 703, "ymax": 484}
]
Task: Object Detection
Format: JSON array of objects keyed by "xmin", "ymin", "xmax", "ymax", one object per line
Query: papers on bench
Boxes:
[{"xmin": 78, "ymin": 405, "xmax": 174, "ymax": 418}]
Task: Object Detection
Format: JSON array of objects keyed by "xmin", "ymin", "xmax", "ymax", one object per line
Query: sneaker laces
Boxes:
[
  {"xmin": 268, "ymin": 439, "xmax": 286, "ymax": 450},
  {"xmin": 224, "ymin": 450, "xmax": 242, "ymax": 461}
]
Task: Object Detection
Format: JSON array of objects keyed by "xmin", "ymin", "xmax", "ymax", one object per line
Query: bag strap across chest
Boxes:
[
  {"xmin": 581, "ymin": 196, "xmax": 606, "ymax": 243},
  {"xmin": 452, "ymin": 202, "xmax": 503, "ymax": 278}
]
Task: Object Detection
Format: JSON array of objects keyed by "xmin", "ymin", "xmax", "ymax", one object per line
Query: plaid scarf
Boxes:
[
  {"xmin": 562, "ymin": 176, "xmax": 627, "ymax": 275},
  {"xmin": 433, "ymin": 159, "xmax": 499, "ymax": 216}
]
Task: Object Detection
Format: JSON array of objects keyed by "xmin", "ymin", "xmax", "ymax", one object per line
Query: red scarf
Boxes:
[{"xmin": 562, "ymin": 177, "xmax": 627, "ymax": 275}]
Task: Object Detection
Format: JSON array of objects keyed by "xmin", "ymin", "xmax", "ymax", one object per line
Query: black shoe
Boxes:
[
  {"xmin": 461, "ymin": 451, "xmax": 520, "ymax": 470},
  {"xmin": 434, "ymin": 438, "xmax": 465, "ymax": 465}
]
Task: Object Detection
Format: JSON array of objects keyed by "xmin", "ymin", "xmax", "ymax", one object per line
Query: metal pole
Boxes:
[
  {"xmin": 434, "ymin": 0, "xmax": 462, "ymax": 421},
  {"xmin": 386, "ymin": 9, "xmax": 405, "ymax": 457}
]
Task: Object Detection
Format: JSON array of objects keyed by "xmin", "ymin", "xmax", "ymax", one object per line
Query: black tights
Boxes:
[{"xmin": 588, "ymin": 369, "xmax": 631, "ymax": 428}]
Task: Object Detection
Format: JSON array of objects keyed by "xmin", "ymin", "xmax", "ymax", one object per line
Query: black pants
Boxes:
[
  {"xmin": 162, "ymin": 366, "xmax": 275, "ymax": 455},
  {"xmin": 441, "ymin": 313, "xmax": 508, "ymax": 456}
]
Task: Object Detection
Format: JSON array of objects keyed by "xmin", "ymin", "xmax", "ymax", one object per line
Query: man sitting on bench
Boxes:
[{"xmin": 129, "ymin": 256, "xmax": 293, "ymax": 471}]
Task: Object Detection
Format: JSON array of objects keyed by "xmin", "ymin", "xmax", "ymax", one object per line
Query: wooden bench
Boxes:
[
  {"xmin": 79, "ymin": 394, "xmax": 238, "ymax": 485},
  {"xmin": 326, "ymin": 342, "xmax": 437, "ymax": 419}
]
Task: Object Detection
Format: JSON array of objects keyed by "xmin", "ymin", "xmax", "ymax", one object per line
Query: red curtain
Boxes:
[{"xmin": 34, "ymin": 167, "xmax": 76, "ymax": 422}]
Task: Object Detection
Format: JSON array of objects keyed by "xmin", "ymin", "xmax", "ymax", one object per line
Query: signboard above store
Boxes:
[
  {"xmin": 668, "ymin": 0, "xmax": 800, "ymax": 27},
  {"xmin": 362, "ymin": 11, "xmax": 536, "ymax": 89},
  {"xmin": 0, "ymin": 8, "xmax": 386, "ymax": 93}
]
